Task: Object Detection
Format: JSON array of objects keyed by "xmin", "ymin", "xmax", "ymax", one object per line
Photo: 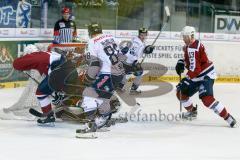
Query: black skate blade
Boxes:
[
  {"xmin": 111, "ymin": 117, "xmax": 128, "ymax": 124},
  {"xmin": 37, "ymin": 122, "xmax": 55, "ymax": 127},
  {"xmin": 75, "ymin": 131, "xmax": 97, "ymax": 139},
  {"xmin": 181, "ymin": 116, "xmax": 197, "ymax": 121},
  {"xmin": 97, "ymin": 127, "xmax": 110, "ymax": 132}
]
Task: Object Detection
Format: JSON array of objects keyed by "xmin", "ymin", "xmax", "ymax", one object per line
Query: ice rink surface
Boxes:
[{"xmin": 0, "ymin": 83, "xmax": 239, "ymax": 160}]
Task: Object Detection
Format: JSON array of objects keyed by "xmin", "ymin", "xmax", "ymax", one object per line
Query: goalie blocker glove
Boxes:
[
  {"xmin": 175, "ymin": 59, "xmax": 185, "ymax": 75},
  {"xmin": 143, "ymin": 45, "xmax": 155, "ymax": 54}
]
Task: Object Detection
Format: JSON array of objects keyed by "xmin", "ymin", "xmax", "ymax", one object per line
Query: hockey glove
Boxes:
[
  {"xmin": 52, "ymin": 40, "xmax": 59, "ymax": 44},
  {"xmin": 132, "ymin": 60, "xmax": 143, "ymax": 76},
  {"xmin": 52, "ymin": 92, "xmax": 67, "ymax": 106},
  {"xmin": 143, "ymin": 45, "xmax": 155, "ymax": 54},
  {"xmin": 176, "ymin": 77, "xmax": 193, "ymax": 95},
  {"xmin": 121, "ymin": 47, "xmax": 129, "ymax": 55},
  {"xmin": 175, "ymin": 59, "xmax": 185, "ymax": 75}
]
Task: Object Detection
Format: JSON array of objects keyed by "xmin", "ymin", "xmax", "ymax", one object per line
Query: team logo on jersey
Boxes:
[
  {"xmin": 0, "ymin": 45, "xmax": 14, "ymax": 81},
  {"xmin": 59, "ymin": 22, "xmax": 65, "ymax": 28}
]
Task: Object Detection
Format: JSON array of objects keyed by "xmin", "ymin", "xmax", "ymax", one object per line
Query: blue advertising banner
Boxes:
[{"xmin": 0, "ymin": 0, "xmax": 31, "ymax": 28}]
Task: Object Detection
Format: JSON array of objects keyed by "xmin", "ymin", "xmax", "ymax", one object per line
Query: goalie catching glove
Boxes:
[{"xmin": 143, "ymin": 45, "xmax": 154, "ymax": 54}]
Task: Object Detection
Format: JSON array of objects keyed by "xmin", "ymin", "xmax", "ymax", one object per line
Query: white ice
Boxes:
[{"xmin": 0, "ymin": 83, "xmax": 239, "ymax": 160}]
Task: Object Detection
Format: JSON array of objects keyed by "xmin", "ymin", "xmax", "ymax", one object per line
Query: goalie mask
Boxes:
[{"xmin": 87, "ymin": 22, "xmax": 103, "ymax": 37}]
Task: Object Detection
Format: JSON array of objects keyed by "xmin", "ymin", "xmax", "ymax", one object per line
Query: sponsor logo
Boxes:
[
  {"xmin": 215, "ymin": 15, "xmax": 240, "ymax": 33},
  {"xmin": 0, "ymin": 29, "xmax": 10, "ymax": 36},
  {"xmin": 16, "ymin": 1, "xmax": 32, "ymax": 28},
  {"xmin": 0, "ymin": 5, "xmax": 15, "ymax": 27},
  {"xmin": 0, "ymin": 45, "xmax": 14, "ymax": 81}
]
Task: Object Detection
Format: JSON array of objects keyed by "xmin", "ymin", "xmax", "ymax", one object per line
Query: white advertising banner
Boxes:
[
  {"xmin": 0, "ymin": 28, "xmax": 15, "ymax": 37},
  {"xmin": 15, "ymin": 28, "xmax": 39, "ymax": 37},
  {"xmin": 138, "ymin": 39, "xmax": 240, "ymax": 76},
  {"xmin": 40, "ymin": 28, "xmax": 53, "ymax": 37},
  {"xmin": 215, "ymin": 15, "xmax": 240, "ymax": 34}
]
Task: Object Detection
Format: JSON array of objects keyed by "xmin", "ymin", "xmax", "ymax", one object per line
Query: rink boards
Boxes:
[{"xmin": 0, "ymin": 29, "xmax": 240, "ymax": 88}]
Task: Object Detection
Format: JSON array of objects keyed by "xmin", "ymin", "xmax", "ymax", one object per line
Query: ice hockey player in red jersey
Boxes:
[
  {"xmin": 175, "ymin": 26, "xmax": 237, "ymax": 127},
  {"xmin": 13, "ymin": 44, "xmax": 65, "ymax": 124}
]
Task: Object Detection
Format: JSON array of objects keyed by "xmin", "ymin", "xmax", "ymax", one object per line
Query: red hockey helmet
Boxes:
[{"xmin": 62, "ymin": 7, "xmax": 70, "ymax": 14}]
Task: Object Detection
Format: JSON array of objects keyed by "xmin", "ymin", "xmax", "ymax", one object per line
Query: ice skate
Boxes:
[
  {"xmin": 225, "ymin": 114, "xmax": 237, "ymax": 128},
  {"xmin": 37, "ymin": 111, "xmax": 55, "ymax": 125},
  {"xmin": 181, "ymin": 106, "xmax": 197, "ymax": 120},
  {"xmin": 76, "ymin": 122, "xmax": 98, "ymax": 139}
]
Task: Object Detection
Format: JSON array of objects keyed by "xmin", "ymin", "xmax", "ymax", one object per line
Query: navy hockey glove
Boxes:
[
  {"xmin": 52, "ymin": 40, "xmax": 59, "ymax": 44},
  {"xmin": 143, "ymin": 45, "xmax": 155, "ymax": 54},
  {"xmin": 121, "ymin": 47, "xmax": 129, "ymax": 55},
  {"xmin": 176, "ymin": 77, "xmax": 193, "ymax": 94},
  {"xmin": 175, "ymin": 59, "xmax": 185, "ymax": 75}
]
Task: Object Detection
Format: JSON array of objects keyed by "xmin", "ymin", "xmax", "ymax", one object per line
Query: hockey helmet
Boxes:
[
  {"xmin": 24, "ymin": 44, "xmax": 39, "ymax": 55},
  {"xmin": 138, "ymin": 27, "xmax": 148, "ymax": 35},
  {"xmin": 62, "ymin": 7, "xmax": 70, "ymax": 14},
  {"xmin": 87, "ymin": 22, "xmax": 103, "ymax": 37},
  {"xmin": 181, "ymin": 26, "xmax": 196, "ymax": 38}
]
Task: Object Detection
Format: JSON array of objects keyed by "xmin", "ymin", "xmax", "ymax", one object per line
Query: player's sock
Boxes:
[
  {"xmin": 202, "ymin": 96, "xmax": 236, "ymax": 127},
  {"xmin": 41, "ymin": 104, "xmax": 52, "ymax": 115}
]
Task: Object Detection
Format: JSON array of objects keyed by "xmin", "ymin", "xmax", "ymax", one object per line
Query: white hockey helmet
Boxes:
[
  {"xmin": 24, "ymin": 44, "xmax": 39, "ymax": 55},
  {"xmin": 181, "ymin": 26, "xmax": 196, "ymax": 38}
]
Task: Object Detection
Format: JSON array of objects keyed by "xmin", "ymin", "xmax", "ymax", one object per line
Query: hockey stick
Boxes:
[
  {"xmin": 23, "ymin": 71, "xmax": 58, "ymax": 99},
  {"xmin": 140, "ymin": 6, "xmax": 171, "ymax": 64},
  {"xmin": 179, "ymin": 74, "xmax": 183, "ymax": 118},
  {"xmin": 23, "ymin": 71, "xmax": 40, "ymax": 85}
]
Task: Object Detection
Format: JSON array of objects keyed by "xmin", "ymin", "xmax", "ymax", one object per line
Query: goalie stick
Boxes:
[
  {"xmin": 140, "ymin": 6, "xmax": 171, "ymax": 64},
  {"xmin": 29, "ymin": 107, "xmax": 128, "ymax": 124},
  {"xmin": 29, "ymin": 107, "xmax": 92, "ymax": 123}
]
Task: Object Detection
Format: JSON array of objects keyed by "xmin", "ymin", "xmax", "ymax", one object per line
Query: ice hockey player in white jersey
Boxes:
[
  {"xmin": 76, "ymin": 22, "xmax": 123, "ymax": 137},
  {"xmin": 118, "ymin": 28, "xmax": 154, "ymax": 94}
]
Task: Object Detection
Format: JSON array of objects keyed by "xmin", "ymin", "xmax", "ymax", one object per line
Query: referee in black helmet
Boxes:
[{"xmin": 53, "ymin": 7, "xmax": 77, "ymax": 44}]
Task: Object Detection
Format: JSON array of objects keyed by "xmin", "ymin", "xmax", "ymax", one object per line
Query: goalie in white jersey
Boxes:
[
  {"xmin": 119, "ymin": 28, "xmax": 154, "ymax": 94},
  {"xmin": 76, "ymin": 22, "xmax": 123, "ymax": 135}
]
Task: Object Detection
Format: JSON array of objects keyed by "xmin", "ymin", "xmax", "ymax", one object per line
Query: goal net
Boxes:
[{"xmin": 0, "ymin": 43, "xmax": 86, "ymax": 120}]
